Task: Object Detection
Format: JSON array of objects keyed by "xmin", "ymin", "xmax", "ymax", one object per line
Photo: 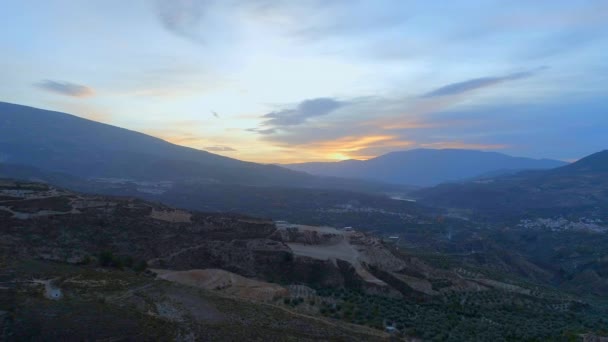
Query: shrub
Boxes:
[
  {"xmin": 133, "ymin": 260, "xmax": 148, "ymax": 272},
  {"xmin": 122, "ymin": 256, "xmax": 134, "ymax": 268},
  {"xmin": 98, "ymin": 251, "xmax": 120, "ymax": 268},
  {"xmin": 98, "ymin": 251, "xmax": 140, "ymax": 269},
  {"xmin": 80, "ymin": 255, "xmax": 91, "ymax": 265}
]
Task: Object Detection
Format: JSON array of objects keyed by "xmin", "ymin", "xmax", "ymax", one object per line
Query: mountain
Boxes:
[
  {"xmin": 415, "ymin": 150, "xmax": 608, "ymax": 219},
  {"xmin": 0, "ymin": 102, "xmax": 407, "ymax": 193},
  {"xmin": 283, "ymin": 149, "xmax": 567, "ymax": 187},
  {"xmin": 556, "ymin": 149, "xmax": 608, "ymax": 173}
]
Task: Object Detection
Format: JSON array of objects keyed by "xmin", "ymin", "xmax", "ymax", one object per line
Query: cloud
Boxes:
[
  {"xmin": 247, "ymin": 127, "xmax": 276, "ymax": 135},
  {"xmin": 154, "ymin": 0, "xmax": 207, "ymax": 43},
  {"xmin": 247, "ymin": 85, "xmax": 568, "ymax": 161},
  {"xmin": 259, "ymin": 97, "xmax": 345, "ymax": 129},
  {"xmin": 422, "ymin": 69, "xmax": 544, "ymax": 98},
  {"xmin": 204, "ymin": 145, "xmax": 237, "ymax": 152},
  {"xmin": 153, "ymin": 0, "xmax": 407, "ymax": 47},
  {"xmin": 302, "ymin": 135, "xmax": 415, "ymax": 160},
  {"xmin": 253, "ymin": 92, "xmax": 471, "ymax": 147},
  {"xmin": 35, "ymin": 80, "xmax": 95, "ymax": 98}
]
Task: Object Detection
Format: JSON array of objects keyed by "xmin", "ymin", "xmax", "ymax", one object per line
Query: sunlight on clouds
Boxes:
[
  {"xmin": 306, "ymin": 135, "xmax": 415, "ymax": 160},
  {"xmin": 328, "ymin": 153, "xmax": 351, "ymax": 161},
  {"xmin": 2, "ymin": 1, "xmax": 603, "ymax": 163}
]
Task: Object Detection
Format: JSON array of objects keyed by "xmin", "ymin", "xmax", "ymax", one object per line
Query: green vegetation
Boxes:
[
  {"xmin": 3, "ymin": 180, "xmax": 608, "ymax": 340},
  {"xmin": 97, "ymin": 251, "xmax": 147, "ymax": 272},
  {"xmin": 315, "ymin": 287, "xmax": 608, "ymax": 341},
  {"xmin": 283, "ymin": 297, "xmax": 305, "ymax": 307},
  {"xmin": 1, "ymin": 260, "xmax": 385, "ymax": 341}
]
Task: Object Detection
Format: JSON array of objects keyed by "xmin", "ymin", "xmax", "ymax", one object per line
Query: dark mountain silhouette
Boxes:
[
  {"xmin": 0, "ymin": 101, "xmax": 405, "ymax": 193},
  {"xmin": 553, "ymin": 150, "xmax": 608, "ymax": 173},
  {"xmin": 284, "ymin": 149, "xmax": 567, "ymax": 186}
]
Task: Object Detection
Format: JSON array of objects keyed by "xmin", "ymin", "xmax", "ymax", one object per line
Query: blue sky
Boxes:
[{"xmin": 1, "ymin": 0, "xmax": 607, "ymax": 162}]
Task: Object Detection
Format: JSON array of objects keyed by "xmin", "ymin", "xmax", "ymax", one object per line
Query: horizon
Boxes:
[
  {"xmin": 0, "ymin": 100, "xmax": 587, "ymax": 164},
  {"xmin": 1, "ymin": 1, "xmax": 607, "ymax": 163}
]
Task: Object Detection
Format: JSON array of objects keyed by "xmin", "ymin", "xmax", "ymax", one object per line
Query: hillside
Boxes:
[
  {"xmin": 415, "ymin": 150, "xmax": 608, "ymax": 219},
  {"xmin": 0, "ymin": 161, "xmax": 431, "ymax": 233},
  {"xmin": 284, "ymin": 149, "xmax": 566, "ymax": 186},
  {"xmin": 2, "ymin": 180, "xmax": 606, "ymax": 340},
  {"xmin": 0, "ymin": 102, "xmax": 406, "ymax": 194},
  {"xmin": 556, "ymin": 150, "xmax": 608, "ymax": 173}
]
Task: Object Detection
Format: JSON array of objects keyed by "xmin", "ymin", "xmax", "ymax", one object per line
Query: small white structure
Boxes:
[{"xmin": 342, "ymin": 226, "xmax": 354, "ymax": 231}]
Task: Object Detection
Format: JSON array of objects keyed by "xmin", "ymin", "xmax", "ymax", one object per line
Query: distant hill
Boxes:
[
  {"xmin": 415, "ymin": 150, "xmax": 608, "ymax": 218},
  {"xmin": 555, "ymin": 150, "xmax": 608, "ymax": 173},
  {"xmin": 0, "ymin": 101, "xmax": 406, "ymax": 194},
  {"xmin": 283, "ymin": 149, "xmax": 567, "ymax": 186}
]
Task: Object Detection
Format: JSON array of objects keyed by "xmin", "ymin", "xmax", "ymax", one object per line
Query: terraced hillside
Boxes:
[
  {"xmin": 0, "ymin": 180, "xmax": 389, "ymax": 340},
  {"xmin": 1, "ymin": 180, "xmax": 607, "ymax": 340}
]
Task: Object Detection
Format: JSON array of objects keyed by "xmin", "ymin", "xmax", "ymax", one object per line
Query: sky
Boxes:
[{"xmin": 1, "ymin": 0, "xmax": 607, "ymax": 163}]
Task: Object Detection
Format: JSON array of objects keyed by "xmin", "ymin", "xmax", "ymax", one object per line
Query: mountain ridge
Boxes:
[
  {"xmin": 284, "ymin": 148, "xmax": 568, "ymax": 186},
  {"xmin": 415, "ymin": 148, "xmax": 608, "ymax": 218},
  {"xmin": 0, "ymin": 101, "xmax": 409, "ymax": 193}
]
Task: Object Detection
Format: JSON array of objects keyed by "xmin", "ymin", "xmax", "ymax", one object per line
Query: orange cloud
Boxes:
[{"xmin": 303, "ymin": 135, "xmax": 415, "ymax": 160}]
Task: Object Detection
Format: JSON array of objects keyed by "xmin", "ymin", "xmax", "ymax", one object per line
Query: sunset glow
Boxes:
[{"xmin": 1, "ymin": 1, "xmax": 606, "ymax": 162}]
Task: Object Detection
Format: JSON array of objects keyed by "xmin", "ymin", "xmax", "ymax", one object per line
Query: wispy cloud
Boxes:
[
  {"xmin": 35, "ymin": 80, "xmax": 95, "ymax": 98},
  {"xmin": 303, "ymin": 135, "xmax": 414, "ymax": 160},
  {"xmin": 246, "ymin": 78, "xmax": 564, "ymax": 161},
  {"xmin": 259, "ymin": 97, "xmax": 346, "ymax": 130},
  {"xmin": 154, "ymin": 0, "xmax": 207, "ymax": 43},
  {"xmin": 422, "ymin": 69, "xmax": 544, "ymax": 98},
  {"xmin": 248, "ymin": 127, "xmax": 277, "ymax": 135},
  {"xmin": 204, "ymin": 145, "xmax": 237, "ymax": 152}
]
